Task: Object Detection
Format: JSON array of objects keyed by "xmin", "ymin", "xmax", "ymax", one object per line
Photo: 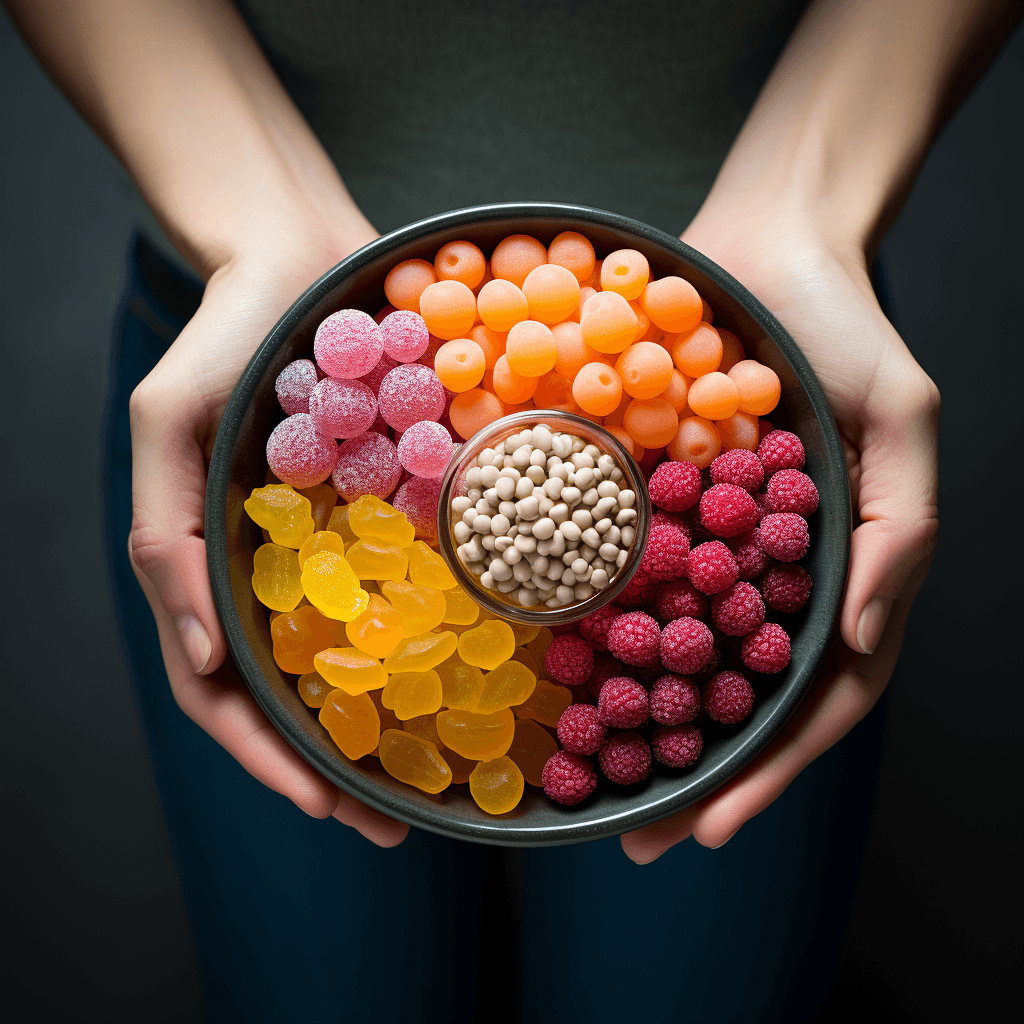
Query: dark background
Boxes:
[{"xmin": 2, "ymin": 9, "xmax": 1021, "ymax": 1022}]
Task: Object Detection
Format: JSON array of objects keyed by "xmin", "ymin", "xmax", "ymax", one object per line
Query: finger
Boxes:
[
  {"xmin": 840, "ymin": 371, "xmax": 939, "ymax": 655},
  {"xmin": 333, "ymin": 793, "xmax": 410, "ymax": 848}
]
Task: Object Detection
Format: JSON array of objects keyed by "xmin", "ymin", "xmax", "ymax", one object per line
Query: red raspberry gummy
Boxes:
[
  {"xmin": 659, "ymin": 616, "xmax": 715, "ymax": 675},
  {"xmin": 758, "ymin": 429, "xmax": 805, "ymax": 474},
  {"xmin": 380, "ymin": 309, "xmax": 430, "ymax": 363},
  {"xmin": 703, "ymin": 671, "xmax": 755, "ymax": 724},
  {"xmin": 397, "ymin": 420, "xmax": 454, "ymax": 478},
  {"xmin": 685, "ymin": 541, "xmax": 739, "ymax": 594},
  {"xmin": 605, "ymin": 611, "xmax": 662, "ymax": 668},
  {"xmin": 266, "ymin": 413, "xmax": 339, "ymax": 488},
  {"xmin": 648, "ymin": 460, "xmax": 702, "ymax": 512},
  {"xmin": 556, "ymin": 704, "xmax": 606, "ymax": 756},
  {"xmin": 544, "ymin": 634, "xmax": 595, "ymax": 688},
  {"xmin": 727, "ymin": 530, "xmax": 771, "ymax": 581},
  {"xmin": 542, "ymin": 751, "xmax": 597, "ymax": 806},
  {"xmin": 599, "ymin": 731, "xmax": 652, "ymax": 785},
  {"xmin": 587, "ymin": 653, "xmax": 628, "ymax": 700},
  {"xmin": 710, "ymin": 449, "xmax": 764, "ymax": 492},
  {"xmin": 275, "ymin": 358, "xmax": 319, "ymax": 415},
  {"xmin": 741, "ymin": 622, "xmax": 791, "ymax": 674},
  {"xmin": 639, "ymin": 523, "xmax": 691, "ymax": 580},
  {"xmin": 392, "ymin": 476, "xmax": 443, "ymax": 543},
  {"xmin": 761, "ymin": 564, "xmax": 813, "ymax": 613},
  {"xmin": 331, "ymin": 431, "xmax": 402, "ymax": 501},
  {"xmin": 651, "ymin": 723, "xmax": 703, "ymax": 768},
  {"xmin": 710, "ymin": 582, "xmax": 766, "ymax": 637},
  {"xmin": 579, "ymin": 605, "xmax": 622, "ymax": 652},
  {"xmin": 653, "ymin": 578, "xmax": 708, "ymax": 623},
  {"xmin": 308, "ymin": 377, "xmax": 378, "ymax": 440},
  {"xmin": 699, "ymin": 483, "xmax": 760, "ymax": 538},
  {"xmin": 597, "ymin": 677, "xmax": 650, "ymax": 729},
  {"xmin": 314, "ymin": 309, "xmax": 384, "ymax": 379},
  {"xmin": 756, "ymin": 513, "xmax": 810, "ymax": 562},
  {"xmin": 377, "ymin": 364, "xmax": 446, "ymax": 431},
  {"xmin": 649, "ymin": 673, "xmax": 700, "ymax": 725},
  {"xmin": 766, "ymin": 469, "xmax": 819, "ymax": 516}
]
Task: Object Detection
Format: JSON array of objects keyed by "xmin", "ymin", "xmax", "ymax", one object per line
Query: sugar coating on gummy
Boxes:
[
  {"xmin": 308, "ymin": 377, "xmax": 378, "ymax": 439},
  {"xmin": 649, "ymin": 674, "xmax": 700, "ymax": 725},
  {"xmin": 378, "ymin": 364, "xmax": 446, "ymax": 431},
  {"xmin": 556, "ymin": 704, "xmax": 606, "ymax": 756},
  {"xmin": 314, "ymin": 309, "xmax": 384, "ymax": 379},
  {"xmin": 597, "ymin": 676, "xmax": 650, "ymax": 729},
  {"xmin": 648, "ymin": 460, "xmax": 702, "ymax": 512},
  {"xmin": 659, "ymin": 616, "xmax": 715, "ymax": 675},
  {"xmin": 544, "ymin": 634, "xmax": 594, "ymax": 688},
  {"xmin": 710, "ymin": 582, "xmax": 766, "ymax": 636},
  {"xmin": 605, "ymin": 611, "xmax": 662, "ymax": 668},
  {"xmin": 710, "ymin": 449, "xmax": 764, "ymax": 492},
  {"xmin": 758, "ymin": 429, "xmax": 805, "ymax": 474},
  {"xmin": 703, "ymin": 671, "xmax": 755, "ymax": 724},
  {"xmin": 639, "ymin": 523, "xmax": 690, "ymax": 581},
  {"xmin": 331, "ymin": 431, "xmax": 402, "ymax": 502},
  {"xmin": 761, "ymin": 564, "xmax": 813, "ymax": 613},
  {"xmin": 652, "ymin": 509, "xmax": 692, "ymax": 544},
  {"xmin": 685, "ymin": 540, "xmax": 740, "ymax": 594},
  {"xmin": 653, "ymin": 579, "xmax": 708, "ymax": 623},
  {"xmin": 740, "ymin": 622, "xmax": 791, "ymax": 674},
  {"xmin": 598, "ymin": 731, "xmax": 651, "ymax": 785},
  {"xmin": 397, "ymin": 420, "xmax": 454, "ymax": 479},
  {"xmin": 275, "ymin": 358, "xmax": 319, "ymax": 415},
  {"xmin": 392, "ymin": 476, "xmax": 443, "ymax": 543},
  {"xmin": 651, "ymin": 723, "xmax": 703, "ymax": 767},
  {"xmin": 541, "ymin": 751, "xmax": 597, "ymax": 805},
  {"xmin": 727, "ymin": 530, "xmax": 771, "ymax": 581},
  {"xmin": 578, "ymin": 605, "xmax": 622, "ymax": 652},
  {"xmin": 756, "ymin": 513, "xmax": 809, "ymax": 562},
  {"xmin": 766, "ymin": 469, "xmax": 819, "ymax": 516},
  {"xmin": 266, "ymin": 413, "xmax": 339, "ymax": 488},
  {"xmin": 699, "ymin": 483, "xmax": 761, "ymax": 538},
  {"xmin": 380, "ymin": 309, "xmax": 430, "ymax": 363},
  {"xmin": 360, "ymin": 351, "xmax": 401, "ymax": 395}
]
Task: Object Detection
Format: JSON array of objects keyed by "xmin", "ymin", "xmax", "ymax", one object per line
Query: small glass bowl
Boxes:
[{"xmin": 436, "ymin": 410, "xmax": 651, "ymax": 625}]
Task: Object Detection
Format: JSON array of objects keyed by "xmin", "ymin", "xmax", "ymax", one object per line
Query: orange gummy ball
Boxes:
[
  {"xmin": 614, "ymin": 341, "xmax": 674, "ymax": 399},
  {"xmin": 686, "ymin": 371, "xmax": 739, "ymax": 420},
  {"xmin": 449, "ymin": 388, "xmax": 504, "ymax": 440},
  {"xmin": 629, "ymin": 300, "xmax": 651, "ymax": 342},
  {"xmin": 492, "ymin": 354, "xmax": 539, "ymax": 404},
  {"xmin": 476, "ymin": 278, "xmax": 529, "ymax": 333},
  {"xmin": 467, "ymin": 324, "xmax": 506, "ymax": 369},
  {"xmin": 522, "ymin": 264, "xmax": 581, "ymax": 325},
  {"xmin": 580, "ymin": 290, "xmax": 638, "ymax": 354},
  {"xmin": 505, "ymin": 320, "xmax": 557, "ymax": 377},
  {"xmin": 701, "ymin": 297, "xmax": 714, "ymax": 324},
  {"xmin": 606, "ymin": 425, "xmax": 643, "ymax": 460},
  {"xmin": 718, "ymin": 328, "xmax": 746, "ymax": 374},
  {"xmin": 384, "ymin": 259, "xmax": 437, "ymax": 312},
  {"xmin": 622, "ymin": 397, "xmax": 679, "ymax": 448},
  {"xmin": 728, "ymin": 359, "xmax": 781, "ymax": 416},
  {"xmin": 660, "ymin": 369, "xmax": 692, "ymax": 413},
  {"xmin": 490, "ymin": 234, "xmax": 548, "ymax": 288},
  {"xmin": 419, "ymin": 280, "xmax": 477, "ymax": 341},
  {"xmin": 640, "ymin": 276, "xmax": 703, "ymax": 333},
  {"xmin": 434, "ymin": 338, "xmax": 486, "ymax": 392},
  {"xmin": 547, "ymin": 230, "xmax": 596, "ymax": 283},
  {"xmin": 668, "ymin": 415, "xmax": 722, "ymax": 468},
  {"xmin": 551, "ymin": 320, "xmax": 598, "ymax": 379},
  {"xmin": 570, "ymin": 285, "xmax": 598, "ymax": 323},
  {"xmin": 434, "ymin": 240, "xmax": 486, "ymax": 289},
  {"xmin": 532, "ymin": 372, "xmax": 579, "ymax": 413},
  {"xmin": 672, "ymin": 322, "xmax": 723, "ymax": 377},
  {"xmin": 717, "ymin": 410, "xmax": 760, "ymax": 452},
  {"xmin": 572, "ymin": 362, "xmax": 623, "ymax": 417},
  {"xmin": 601, "ymin": 249, "xmax": 650, "ymax": 300}
]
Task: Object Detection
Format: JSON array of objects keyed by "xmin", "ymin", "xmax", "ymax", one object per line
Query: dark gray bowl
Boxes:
[{"xmin": 206, "ymin": 202, "xmax": 850, "ymax": 847}]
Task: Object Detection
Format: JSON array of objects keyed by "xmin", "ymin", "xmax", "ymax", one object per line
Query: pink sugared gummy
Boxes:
[
  {"xmin": 331, "ymin": 431, "xmax": 402, "ymax": 501},
  {"xmin": 308, "ymin": 378, "xmax": 378, "ymax": 439},
  {"xmin": 313, "ymin": 309, "xmax": 384, "ymax": 379},
  {"xmin": 393, "ymin": 476, "xmax": 443, "ymax": 542},
  {"xmin": 378, "ymin": 364, "xmax": 446, "ymax": 431},
  {"xmin": 266, "ymin": 413, "xmax": 339, "ymax": 488},
  {"xmin": 396, "ymin": 420, "xmax": 454, "ymax": 479},
  {"xmin": 380, "ymin": 310, "xmax": 430, "ymax": 363},
  {"xmin": 359, "ymin": 352, "xmax": 401, "ymax": 396},
  {"xmin": 275, "ymin": 358, "xmax": 319, "ymax": 415}
]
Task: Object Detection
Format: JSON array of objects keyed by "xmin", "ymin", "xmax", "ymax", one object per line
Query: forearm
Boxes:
[
  {"xmin": 698, "ymin": 0, "xmax": 1020, "ymax": 258},
  {"xmin": 6, "ymin": 0, "xmax": 375, "ymax": 277}
]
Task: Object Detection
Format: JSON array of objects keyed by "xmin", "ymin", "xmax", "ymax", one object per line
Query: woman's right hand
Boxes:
[{"xmin": 127, "ymin": 227, "xmax": 410, "ymax": 848}]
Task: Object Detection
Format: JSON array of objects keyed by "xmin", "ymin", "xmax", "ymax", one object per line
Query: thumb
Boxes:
[
  {"xmin": 128, "ymin": 373, "xmax": 226, "ymax": 676},
  {"xmin": 840, "ymin": 373, "xmax": 940, "ymax": 654}
]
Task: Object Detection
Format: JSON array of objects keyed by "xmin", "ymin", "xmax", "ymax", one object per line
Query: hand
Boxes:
[
  {"xmin": 621, "ymin": 201, "xmax": 939, "ymax": 863},
  {"xmin": 127, "ymin": 225, "xmax": 410, "ymax": 848}
]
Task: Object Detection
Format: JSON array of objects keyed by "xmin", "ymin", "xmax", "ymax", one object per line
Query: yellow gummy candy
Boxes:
[
  {"xmin": 345, "ymin": 593, "xmax": 406, "ymax": 658},
  {"xmin": 381, "ymin": 670, "xmax": 443, "ymax": 720},
  {"xmin": 252, "ymin": 543, "xmax": 304, "ymax": 611},
  {"xmin": 377, "ymin": 729, "xmax": 452, "ymax": 794},
  {"xmin": 469, "ymin": 756, "xmax": 525, "ymax": 814},
  {"xmin": 441, "ymin": 586, "xmax": 481, "ymax": 626},
  {"xmin": 297, "ymin": 671, "xmax": 332, "ymax": 708},
  {"xmin": 406, "ymin": 541, "xmax": 457, "ymax": 589},
  {"xmin": 301, "ymin": 550, "xmax": 369, "ymax": 621},
  {"xmin": 346, "ymin": 538, "xmax": 410, "ymax": 582},
  {"xmin": 297, "ymin": 530, "xmax": 346, "ymax": 569},
  {"xmin": 314, "ymin": 648, "xmax": 388, "ymax": 694},
  {"xmin": 402, "ymin": 713, "xmax": 444, "ymax": 748},
  {"xmin": 348, "ymin": 494, "xmax": 417, "ymax": 548},
  {"xmin": 435, "ymin": 707, "xmax": 515, "ymax": 760},
  {"xmin": 326, "ymin": 504, "xmax": 357, "ymax": 548},
  {"xmin": 319, "ymin": 688, "xmax": 380, "ymax": 760},
  {"xmin": 436, "ymin": 654, "xmax": 486, "ymax": 712},
  {"xmin": 476, "ymin": 660, "xmax": 537, "ymax": 715},
  {"xmin": 244, "ymin": 485, "xmax": 314, "ymax": 548},
  {"xmin": 514, "ymin": 678, "xmax": 573, "ymax": 728},
  {"xmin": 381, "ymin": 580, "xmax": 447, "ymax": 634},
  {"xmin": 382, "ymin": 631, "xmax": 458, "ymax": 673},
  {"xmin": 297, "ymin": 483, "xmax": 339, "ymax": 533},
  {"xmin": 509, "ymin": 621, "xmax": 541, "ymax": 646},
  {"xmin": 457, "ymin": 619, "xmax": 516, "ymax": 670}
]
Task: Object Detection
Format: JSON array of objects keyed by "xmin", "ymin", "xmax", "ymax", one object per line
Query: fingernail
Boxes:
[
  {"xmin": 174, "ymin": 614, "xmax": 211, "ymax": 672},
  {"xmin": 856, "ymin": 596, "xmax": 892, "ymax": 655}
]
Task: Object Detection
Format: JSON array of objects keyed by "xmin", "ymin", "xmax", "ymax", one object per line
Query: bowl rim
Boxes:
[{"xmin": 206, "ymin": 201, "xmax": 851, "ymax": 846}]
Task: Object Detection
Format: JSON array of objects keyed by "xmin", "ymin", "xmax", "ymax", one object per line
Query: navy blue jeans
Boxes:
[{"xmin": 103, "ymin": 237, "xmax": 885, "ymax": 1024}]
